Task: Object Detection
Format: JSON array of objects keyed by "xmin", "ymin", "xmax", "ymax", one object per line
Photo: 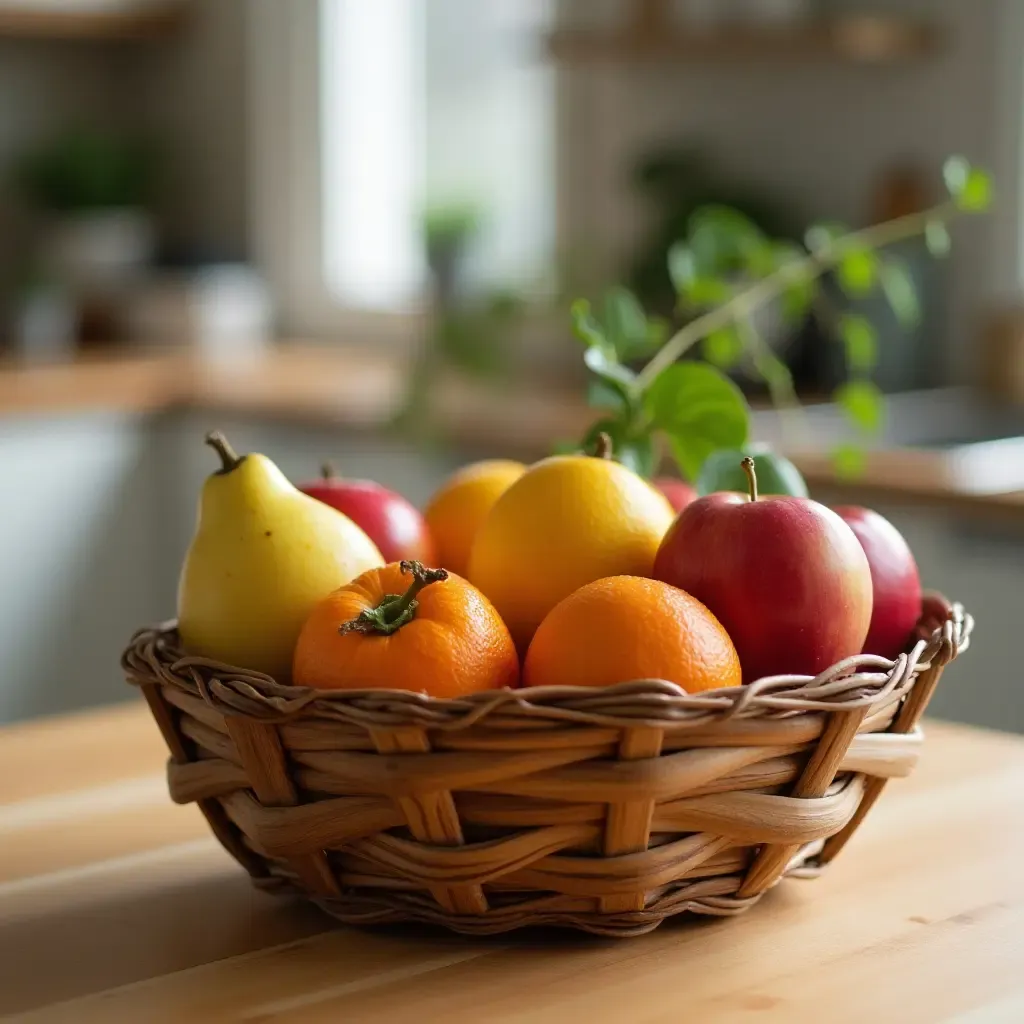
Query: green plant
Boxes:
[
  {"xmin": 569, "ymin": 156, "xmax": 993, "ymax": 480},
  {"xmin": 14, "ymin": 127, "xmax": 155, "ymax": 213},
  {"xmin": 627, "ymin": 145, "xmax": 800, "ymax": 315}
]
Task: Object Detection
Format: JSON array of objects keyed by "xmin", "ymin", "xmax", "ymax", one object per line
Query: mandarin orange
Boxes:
[
  {"xmin": 293, "ymin": 560, "xmax": 518, "ymax": 697},
  {"xmin": 522, "ymin": 576, "xmax": 741, "ymax": 692},
  {"xmin": 423, "ymin": 460, "xmax": 526, "ymax": 578}
]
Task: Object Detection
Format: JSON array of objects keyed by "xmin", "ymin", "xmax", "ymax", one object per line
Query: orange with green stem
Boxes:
[{"xmin": 292, "ymin": 560, "xmax": 519, "ymax": 696}]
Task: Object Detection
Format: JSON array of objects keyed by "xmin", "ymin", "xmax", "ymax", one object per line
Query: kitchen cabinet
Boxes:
[{"xmin": 0, "ymin": 412, "xmax": 164, "ymax": 722}]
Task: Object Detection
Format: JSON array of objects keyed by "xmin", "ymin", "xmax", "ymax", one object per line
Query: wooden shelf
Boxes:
[
  {"xmin": 0, "ymin": 3, "xmax": 187, "ymax": 41},
  {"xmin": 549, "ymin": 16, "xmax": 939, "ymax": 66}
]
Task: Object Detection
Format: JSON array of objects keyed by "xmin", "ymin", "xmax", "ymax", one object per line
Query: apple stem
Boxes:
[
  {"xmin": 320, "ymin": 461, "xmax": 336, "ymax": 482},
  {"xmin": 741, "ymin": 456, "xmax": 759, "ymax": 502},
  {"xmin": 205, "ymin": 431, "xmax": 244, "ymax": 474},
  {"xmin": 339, "ymin": 561, "xmax": 449, "ymax": 637},
  {"xmin": 593, "ymin": 432, "xmax": 613, "ymax": 460}
]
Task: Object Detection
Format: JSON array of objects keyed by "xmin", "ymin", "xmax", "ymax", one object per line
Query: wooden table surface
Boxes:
[{"xmin": 1, "ymin": 702, "xmax": 1023, "ymax": 1023}]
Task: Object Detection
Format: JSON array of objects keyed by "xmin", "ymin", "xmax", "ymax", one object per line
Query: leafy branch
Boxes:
[{"xmin": 568, "ymin": 156, "xmax": 992, "ymax": 486}]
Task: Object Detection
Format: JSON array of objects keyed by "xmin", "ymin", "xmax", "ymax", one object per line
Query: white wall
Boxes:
[{"xmin": 559, "ymin": 0, "xmax": 1002, "ymax": 384}]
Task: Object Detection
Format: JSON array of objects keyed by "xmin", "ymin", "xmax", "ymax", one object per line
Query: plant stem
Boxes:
[
  {"xmin": 741, "ymin": 456, "xmax": 759, "ymax": 502},
  {"xmin": 339, "ymin": 561, "xmax": 449, "ymax": 636},
  {"xmin": 736, "ymin": 317, "xmax": 806, "ymax": 448},
  {"xmin": 593, "ymin": 432, "xmax": 613, "ymax": 459},
  {"xmin": 635, "ymin": 199, "xmax": 960, "ymax": 390},
  {"xmin": 205, "ymin": 431, "xmax": 244, "ymax": 474}
]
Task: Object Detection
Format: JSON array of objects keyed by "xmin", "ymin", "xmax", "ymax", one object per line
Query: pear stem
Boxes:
[
  {"xmin": 321, "ymin": 461, "xmax": 336, "ymax": 482},
  {"xmin": 593, "ymin": 432, "xmax": 613, "ymax": 460},
  {"xmin": 741, "ymin": 456, "xmax": 759, "ymax": 502},
  {"xmin": 339, "ymin": 561, "xmax": 449, "ymax": 637},
  {"xmin": 205, "ymin": 431, "xmax": 244, "ymax": 474}
]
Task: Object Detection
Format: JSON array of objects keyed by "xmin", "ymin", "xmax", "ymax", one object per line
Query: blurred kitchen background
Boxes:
[{"xmin": 1, "ymin": 0, "xmax": 1022, "ymax": 729}]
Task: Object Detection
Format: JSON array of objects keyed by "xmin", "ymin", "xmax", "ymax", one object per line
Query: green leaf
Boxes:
[
  {"xmin": 703, "ymin": 326, "xmax": 743, "ymax": 369},
  {"xmin": 697, "ymin": 447, "xmax": 809, "ymax": 498},
  {"xmin": 744, "ymin": 242, "xmax": 777, "ymax": 278},
  {"xmin": 616, "ymin": 435, "xmax": 657, "ymax": 478},
  {"xmin": 943, "ymin": 155, "xmax": 970, "ymax": 197},
  {"xmin": 782, "ymin": 278, "xmax": 815, "ymax": 323},
  {"xmin": 836, "ymin": 380, "xmax": 885, "ymax": 433},
  {"xmin": 805, "ymin": 221, "xmax": 847, "ymax": 254},
  {"xmin": 959, "ymin": 168, "xmax": 992, "ymax": 212},
  {"xmin": 924, "ymin": 220, "xmax": 952, "ymax": 257},
  {"xmin": 668, "ymin": 243, "xmax": 697, "ymax": 295},
  {"xmin": 587, "ymin": 378, "xmax": 627, "ymax": 412},
  {"xmin": 838, "ymin": 314, "xmax": 878, "ymax": 373},
  {"xmin": 646, "ymin": 316, "xmax": 670, "ymax": 352},
  {"xmin": 838, "ymin": 248, "xmax": 878, "ymax": 297},
  {"xmin": 684, "ymin": 276, "xmax": 732, "ymax": 306},
  {"xmin": 688, "ymin": 205, "xmax": 766, "ymax": 271},
  {"xmin": 645, "ymin": 362, "xmax": 750, "ymax": 480},
  {"xmin": 584, "ymin": 345, "xmax": 636, "ymax": 397},
  {"xmin": 832, "ymin": 443, "xmax": 866, "ymax": 480},
  {"xmin": 570, "ymin": 299, "xmax": 605, "ymax": 350},
  {"xmin": 773, "ymin": 243, "xmax": 815, "ymax": 323},
  {"xmin": 879, "ymin": 257, "xmax": 921, "ymax": 327},
  {"xmin": 603, "ymin": 286, "xmax": 649, "ymax": 357}
]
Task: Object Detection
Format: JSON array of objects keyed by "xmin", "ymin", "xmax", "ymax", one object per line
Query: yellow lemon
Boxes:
[
  {"xmin": 424, "ymin": 460, "xmax": 526, "ymax": 578},
  {"xmin": 468, "ymin": 453, "xmax": 674, "ymax": 648}
]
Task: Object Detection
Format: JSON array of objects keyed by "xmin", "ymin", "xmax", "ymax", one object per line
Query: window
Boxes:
[{"xmin": 250, "ymin": 0, "xmax": 555, "ymax": 337}]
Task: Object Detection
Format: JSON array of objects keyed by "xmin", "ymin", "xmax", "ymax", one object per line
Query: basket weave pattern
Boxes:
[{"xmin": 123, "ymin": 604, "xmax": 970, "ymax": 937}]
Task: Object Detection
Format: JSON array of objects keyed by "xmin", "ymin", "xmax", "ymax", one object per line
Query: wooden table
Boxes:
[{"xmin": 2, "ymin": 702, "xmax": 1023, "ymax": 1022}]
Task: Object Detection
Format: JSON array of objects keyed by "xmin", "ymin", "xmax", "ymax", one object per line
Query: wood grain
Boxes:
[
  {"xmin": 0, "ymin": 4, "xmax": 187, "ymax": 41},
  {"xmin": 549, "ymin": 17, "xmax": 939, "ymax": 66},
  {"xmin": 0, "ymin": 706, "xmax": 1022, "ymax": 1021}
]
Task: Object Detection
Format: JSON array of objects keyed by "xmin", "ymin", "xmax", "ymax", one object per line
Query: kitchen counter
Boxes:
[
  {"xmin": 2, "ymin": 702, "xmax": 1023, "ymax": 1021},
  {"xmin": 4, "ymin": 345, "xmax": 1024, "ymax": 522}
]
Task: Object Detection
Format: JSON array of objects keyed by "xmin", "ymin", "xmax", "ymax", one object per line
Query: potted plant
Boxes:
[{"xmin": 14, "ymin": 126, "xmax": 157, "ymax": 298}]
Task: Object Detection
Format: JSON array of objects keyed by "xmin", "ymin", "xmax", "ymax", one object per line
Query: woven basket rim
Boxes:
[{"xmin": 123, "ymin": 599, "xmax": 971, "ymax": 732}]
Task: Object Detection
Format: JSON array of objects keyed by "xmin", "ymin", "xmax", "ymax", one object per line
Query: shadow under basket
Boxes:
[{"xmin": 123, "ymin": 600, "xmax": 972, "ymax": 938}]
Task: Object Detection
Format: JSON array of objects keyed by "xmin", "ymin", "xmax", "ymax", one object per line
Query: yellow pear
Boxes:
[{"xmin": 177, "ymin": 432, "xmax": 383, "ymax": 680}]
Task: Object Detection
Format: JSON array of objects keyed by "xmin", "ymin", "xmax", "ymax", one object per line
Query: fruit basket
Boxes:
[{"xmin": 123, "ymin": 599, "xmax": 970, "ymax": 938}]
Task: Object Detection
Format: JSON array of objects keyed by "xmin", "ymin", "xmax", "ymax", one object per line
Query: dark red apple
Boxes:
[
  {"xmin": 654, "ymin": 477, "xmax": 698, "ymax": 513},
  {"xmin": 300, "ymin": 465, "xmax": 435, "ymax": 564},
  {"xmin": 654, "ymin": 458, "xmax": 873, "ymax": 682},
  {"xmin": 833, "ymin": 506, "xmax": 922, "ymax": 660}
]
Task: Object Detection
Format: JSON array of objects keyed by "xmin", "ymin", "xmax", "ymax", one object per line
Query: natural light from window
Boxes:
[{"xmin": 320, "ymin": 0, "xmax": 555, "ymax": 312}]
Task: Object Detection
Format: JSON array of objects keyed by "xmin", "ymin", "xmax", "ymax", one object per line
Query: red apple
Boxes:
[
  {"xmin": 654, "ymin": 458, "xmax": 872, "ymax": 682},
  {"xmin": 654, "ymin": 477, "xmax": 698, "ymax": 513},
  {"xmin": 833, "ymin": 506, "xmax": 922, "ymax": 660},
  {"xmin": 300, "ymin": 466, "xmax": 435, "ymax": 565}
]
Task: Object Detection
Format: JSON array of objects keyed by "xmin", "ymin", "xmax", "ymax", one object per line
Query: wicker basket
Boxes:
[{"xmin": 123, "ymin": 599, "xmax": 971, "ymax": 938}]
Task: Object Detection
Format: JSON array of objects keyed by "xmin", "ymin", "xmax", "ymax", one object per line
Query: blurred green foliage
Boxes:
[
  {"xmin": 569, "ymin": 156, "xmax": 993, "ymax": 481},
  {"xmin": 14, "ymin": 127, "xmax": 155, "ymax": 212}
]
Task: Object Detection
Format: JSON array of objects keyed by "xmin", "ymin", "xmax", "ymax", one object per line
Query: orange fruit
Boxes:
[
  {"xmin": 293, "ymin": 560, "xmax": 519, "ymax": 697},
  {"xmin": 468, "ymin": 453, "xmax": 674, "ymax": 649},
  {"xmin": 424, "ymin": 460, "xmax": 526, "ymax": 578},
  {"xmin": 523, "ymin": 576, "xmax": 741, "ymax": 692}
]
